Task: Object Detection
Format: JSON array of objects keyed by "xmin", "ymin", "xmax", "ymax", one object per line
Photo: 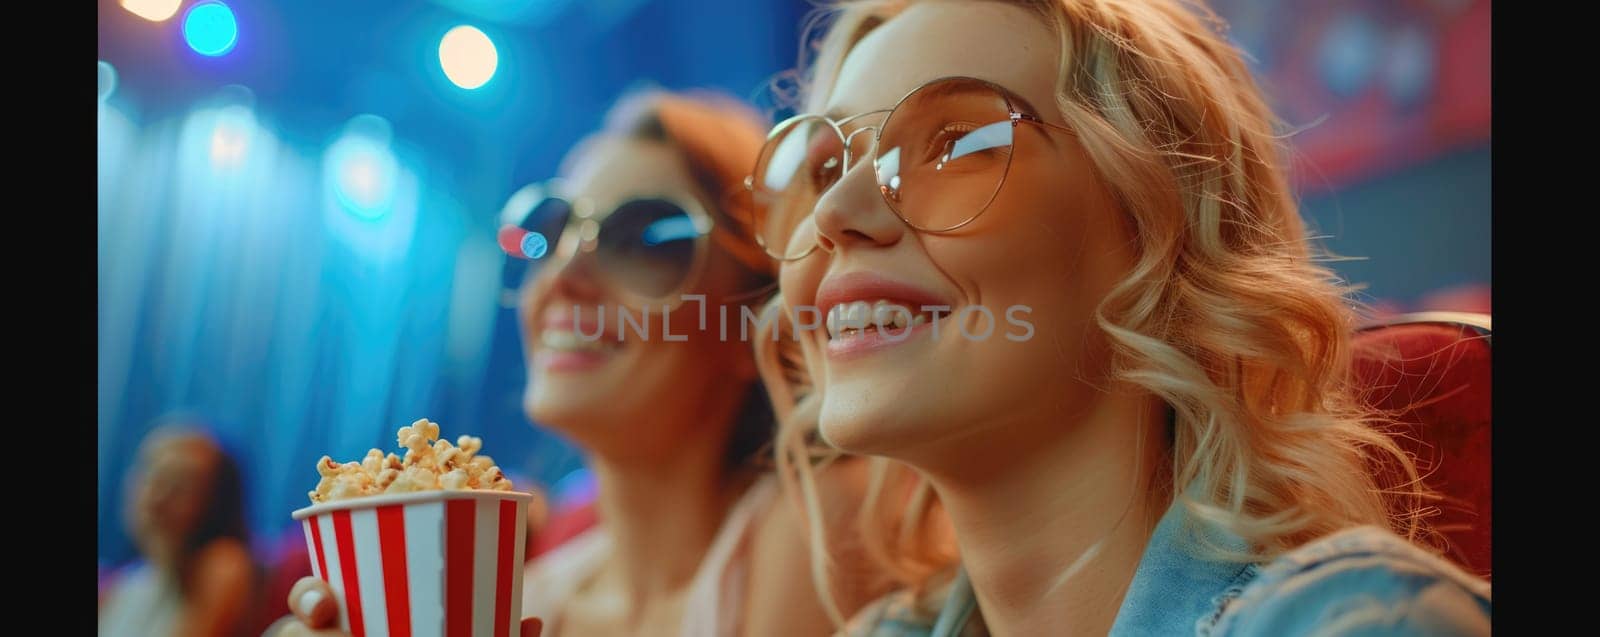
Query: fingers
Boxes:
[
  {"xmin": 282, "ymin": 575, "xmax": 531, "ymax": 637},
  {"xmin": 287, "ymin": 576, "xmax": 339, "ymax": 628},
  {"xmin": 265, "ymin": 616, "xmax": 350, "ymax": 637}
]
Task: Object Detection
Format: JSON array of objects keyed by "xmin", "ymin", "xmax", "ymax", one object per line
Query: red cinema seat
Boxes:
[
  {"xmin": 529, "ymin": 500, "xmax": 600, "ymax": 561},
  {"xmin": 250, "ymin": 529, "xmax": 314, "ymax": 635},
  {"xmin": 1352, "ymin": 312, "xmax": 1491, "ymax": 579}
]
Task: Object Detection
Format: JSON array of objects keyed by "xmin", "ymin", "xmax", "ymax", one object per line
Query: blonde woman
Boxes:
[{"xmin": 747, "ymin": 1, "xmax": 1492, "ymax": 634}]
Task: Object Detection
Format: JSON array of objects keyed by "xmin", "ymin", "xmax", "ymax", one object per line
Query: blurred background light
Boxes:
[
  {"xmin": 1317, "ymin": 12, "xmax": 1381, "ymax": 98},
  {"xmin": 122, "ymin": 0, "xmax": 182, "ymax": 22},
  {"xmin": 439, "ymin": 25, "xmax": 498, "ymax": 89},
  {"xmin": 184, "ymin": 2, "xmax": 240, "ymax": 57},
  {"xmin": 207, "ymin": 104, "xmax": 255, "ymax": 168},
  {"xmin": 325, "ymin": 115, "xmax": 399, "ymax": 219},
  {"xmin": 98, "ymin": 61, "xmax": 118, "ymax": 102},
  {"xmin": 1385, "ymin": 25, "xmax": 1435, "ymax": 107},
  {"xmin": 319, "ymin": 113, "xmax": 421, "ymax": 268}
]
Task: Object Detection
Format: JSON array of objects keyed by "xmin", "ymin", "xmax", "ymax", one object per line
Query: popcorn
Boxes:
[
  {"xmin": 307, "ymin": 418, "xmax": 514, "ymax": 503},
  {"xmin": 440, "ymin": 468, "xmax": 470, "ymax": 491},
  {"xmin": 385, "ymin": 465, "xmax": 438, "ymax": 494},
  {"xmin": 375, "ymin": 467, "xmax": 400, "ymax": 490},
  {"xmin": 361, "ymin": 449, "xmax": 385, "ymax": 475},
  {"xmin": 457, "ymin": 435, "xmax": 482, "ymax": 457},
  {"xmin": 292, "ymin": 433, "xmax": 536, "ymax": 636},
  {"xmin": 437, "ymin": 446, "xmax": 463, "ymax": 470}
]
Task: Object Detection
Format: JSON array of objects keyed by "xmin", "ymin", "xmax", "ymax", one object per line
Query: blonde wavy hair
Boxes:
[{"xmin": 753, "ymin": 0, "xmax": 1439, "ymax": 626}]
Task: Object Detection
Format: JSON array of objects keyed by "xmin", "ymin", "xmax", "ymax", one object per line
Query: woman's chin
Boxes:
[
  {"xmin": 526, "ymin": 382, "xmax": 618, "ymax": 424},
  {"xmin": 818, "ymin": 406, "xmax": 922, "ymax": 458}
]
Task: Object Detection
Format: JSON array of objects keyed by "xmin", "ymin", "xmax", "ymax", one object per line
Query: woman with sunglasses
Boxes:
[
  {"xmin": 750, "ymin": 1, "xmax": 1491, "ymax": 635},
  {"xmin": 276, "ymin": 91, "xmax": 889, "ymax": 636}
]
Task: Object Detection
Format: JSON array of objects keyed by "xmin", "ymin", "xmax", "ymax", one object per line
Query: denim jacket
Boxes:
[{"xmin": 842, "ymin": 502, "xmax": 1491, "ymax": 636}]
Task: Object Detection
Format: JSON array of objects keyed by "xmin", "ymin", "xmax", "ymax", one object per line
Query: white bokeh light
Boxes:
[
  {"xmin": 439, "ymin": 26, "xmax": 498, "ymax": 90},
  {"xmin": 121, "ymin": 0, "xmax": 182, "ymax": 22}
]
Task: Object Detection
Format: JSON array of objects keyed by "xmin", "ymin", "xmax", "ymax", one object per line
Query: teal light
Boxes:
[{"xmin": 184, "ymin": 3, "xmax": 238, "ymax": 57}]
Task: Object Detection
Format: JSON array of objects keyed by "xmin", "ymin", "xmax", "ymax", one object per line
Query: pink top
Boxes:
[{"xmin": 522, "ymin": 474, "xmax": 778, "ymax": 636}]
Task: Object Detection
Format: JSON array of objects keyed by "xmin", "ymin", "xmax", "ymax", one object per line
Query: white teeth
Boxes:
[
  {"xmin": 833, "ymin": 301, "xmax": 870, "ymax": 339},
  {"xmin": 826, "ymin": 300, "xmax": 920, "ymax": 339},
  {"xmin": 873, "ymin": 301, "xmax": 912, "ymax": 331},
  {"xmin": 844, "ymin": 301, "xmax": 872, "ymax": 331},
  {"xmin": 542, "ymin": 330, "xmax": 575, "ymax": 349},
  {"xmin": 872, "ymin": 302, "xmax": 895, "ymax": 329},
  {"xmin": 889, "ymin": 308, "xmax": 909, "ymax": 330},
  {"xmin": 541, "ymin": 330, "xmax": 608, "ymax": 352}
]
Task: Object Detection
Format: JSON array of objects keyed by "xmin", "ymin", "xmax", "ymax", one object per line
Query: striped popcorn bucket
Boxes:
[{"xmin": 292, "ymin": 490, "xmax": 536, "ymax": 637}]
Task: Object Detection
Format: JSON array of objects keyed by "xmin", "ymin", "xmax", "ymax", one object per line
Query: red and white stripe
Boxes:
[{"xmin": 302, "ymin": 496, "xmax": 529, "ymax": 637}]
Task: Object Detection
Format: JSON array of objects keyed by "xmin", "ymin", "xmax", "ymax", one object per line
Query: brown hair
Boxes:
[{"xmin": 569, "ymin": 89, "xmax": 780, "ymax": 471}]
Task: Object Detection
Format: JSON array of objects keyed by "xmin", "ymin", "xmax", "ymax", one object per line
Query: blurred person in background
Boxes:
[
  {"xmin": 99, "ymin": 420, "xmax": 259, "ymax": 637},
  {"xmin": 277, "ymin": 89, "xmax": 887, "ymax": 637}
]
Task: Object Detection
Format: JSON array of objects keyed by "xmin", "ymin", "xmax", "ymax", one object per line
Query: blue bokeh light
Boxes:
[
  {"xmin": 322, "ymin": 115, "xmax": 400, "ymax": 221},
  {"xmin": 1316, "ymin": 13, "xmax": 1380, "ymax": 98},
  {"xmin": 327, "ymin": 136, "xmax": 398, "ymax": 220},
  {"xmin": 98, "ymin": 61, "xmax": 118, "ymax": 101},
  {"xmin": 184, "ymin": 2, "xmax": 239, "ymax": 57}
]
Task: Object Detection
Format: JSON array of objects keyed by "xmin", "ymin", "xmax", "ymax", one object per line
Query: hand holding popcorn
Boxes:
[{"xmin": 293, "ymin": 419, "xmax": 533, "ymax": 636}]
